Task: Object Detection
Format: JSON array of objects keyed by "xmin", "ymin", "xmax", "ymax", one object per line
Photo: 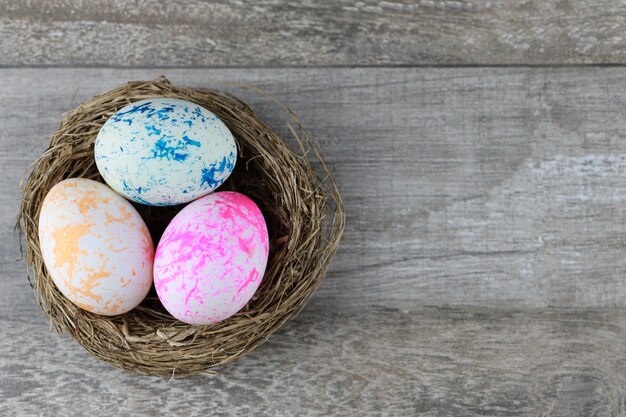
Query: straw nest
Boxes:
[{"xmin": 17, "ymin": 77, "xmax": 344, "ymax": 377}]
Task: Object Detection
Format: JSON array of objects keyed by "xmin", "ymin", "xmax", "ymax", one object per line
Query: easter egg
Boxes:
[
  {"xmin": 154, "ymin": 191, "xmax": 269, "ymax": 325},
  {"xmin": 38, "ymin": 178, "xmax": 154, "ymax": 315},
  {"xmin": 95, "ymin": 98, "xmax": 237, "ymax": 206}
]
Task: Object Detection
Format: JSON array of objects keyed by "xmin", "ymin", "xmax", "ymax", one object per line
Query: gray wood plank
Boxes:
[
  {"xmin": 0, "ymin": 0, "xmax": 625, "ymax": 66},
  {"xmin": 3, "ymin": 68, "xmax": 626, "ymax": 309},
  {"xmin": 1, "ymin": 305, "xmax": 624, "ymax": 417}
]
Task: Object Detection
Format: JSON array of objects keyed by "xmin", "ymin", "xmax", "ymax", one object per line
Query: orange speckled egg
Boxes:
[{"xmin": 38, "ymin": 178, "xmax": 154, "ymax": 315}]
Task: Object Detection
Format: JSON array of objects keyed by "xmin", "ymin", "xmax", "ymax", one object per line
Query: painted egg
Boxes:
[
  {"xmin": 95, "ymin": 97, "xmax": 237, "ymax": 206},
  {"xmin": 38, "ymin": 178, "xmax": 154, "ymax": 315},
  {"xmin": 154, "ymin": 191, "xmax": 269, "ymax": 325}
]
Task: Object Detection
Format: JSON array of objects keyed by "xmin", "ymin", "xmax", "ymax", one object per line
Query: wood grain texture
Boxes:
[
  {"xmin": 3, "ymin": 68, "xmax": 626, "ymax": 310},
  {"xmin": 1, "ymin": 306, "xmax": 624, "ymax": 417},
  {"xmin": 2, "ymin": 2, "xmax": 626, "ymax": 413},
  {"xmin": 0, "ymin": 0, "xmax": 625, "ymax": 66},
  {"xmin": 0, "ymin": 61, "xmax": 625, "ymax": 416}
]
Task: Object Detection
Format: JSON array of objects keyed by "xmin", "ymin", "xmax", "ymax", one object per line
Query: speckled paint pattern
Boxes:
[
  {"xmin": 95, "ymin": 98, "xmax": 237, "ymax": 206},
  {"xmin": 38, "ymin": 178, "xmax": 154, "ymax": 315},
  {"xmin": 154, "ymin": 192, "xmax": 269, "ymax": 325}
]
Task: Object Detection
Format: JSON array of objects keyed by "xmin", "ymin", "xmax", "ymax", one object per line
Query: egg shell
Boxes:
[
  {"xmin": 95, "ymin": 97, "xmax": 237, "ymax": 206},
  {"xmin": 38, "ymin": 178, "xmax": 154, "ymax": 315},
  {"xmin": 154, "ymin": 191, "xmax": 269, "ymax": 325}
]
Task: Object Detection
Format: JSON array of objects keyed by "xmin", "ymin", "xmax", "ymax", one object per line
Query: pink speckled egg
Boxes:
[
  {"xmin": 38, "ymin": 178, "xmax": 154, "ymax": 315},
  {"xmin": 154, "ymin": 191, "xmax": 269, "ymax": 325}
]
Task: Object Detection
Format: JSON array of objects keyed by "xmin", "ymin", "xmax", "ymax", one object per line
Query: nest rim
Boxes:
[{"xmin": 17, "ymin": 77, "xmax": 344, "ymax": 377}]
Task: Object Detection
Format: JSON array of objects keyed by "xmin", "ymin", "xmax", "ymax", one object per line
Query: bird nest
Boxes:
[{"xmin": 17, "ymin": 77, "xmax": 344, "ymax": 377}]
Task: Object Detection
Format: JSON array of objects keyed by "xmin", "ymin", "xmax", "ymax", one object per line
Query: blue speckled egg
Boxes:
[{"xmin": 95, "ymin": 98, "xmax": 237, "ymax": 206}]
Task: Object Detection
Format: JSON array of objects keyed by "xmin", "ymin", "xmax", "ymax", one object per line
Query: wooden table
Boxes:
[{"xmin": 1, "ymin": 2, "xmax": 625, "ymax": 416}]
